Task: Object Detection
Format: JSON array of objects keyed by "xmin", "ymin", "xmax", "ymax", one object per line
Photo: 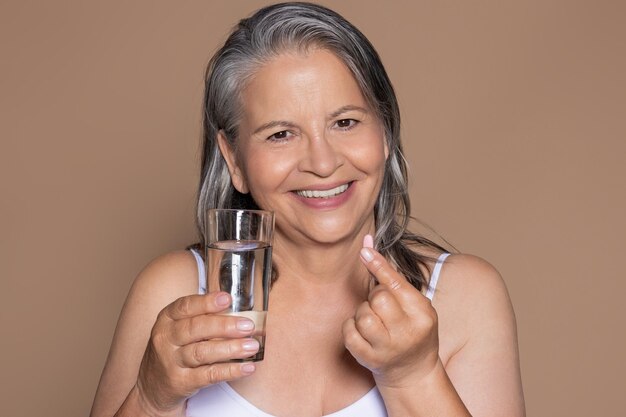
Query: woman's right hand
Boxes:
[{"xmin": 133, "ymin": 291, "xmax": 259, "ymax": 416}]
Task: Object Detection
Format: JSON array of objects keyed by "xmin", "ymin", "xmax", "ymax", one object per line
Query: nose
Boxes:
[{"xmin": 298, "ymin": 133, "xmax": 344, "ymax": 177}]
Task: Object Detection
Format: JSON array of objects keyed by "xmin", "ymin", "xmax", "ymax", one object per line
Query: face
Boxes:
[{"xmin": 219, "ymin": 48, "xmax": 388, "ymax": 246}]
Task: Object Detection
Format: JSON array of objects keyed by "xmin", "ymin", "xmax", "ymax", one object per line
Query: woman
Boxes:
[{"xmin": 91, "ymin": 3, "xmax": 524, "ymax": 416}]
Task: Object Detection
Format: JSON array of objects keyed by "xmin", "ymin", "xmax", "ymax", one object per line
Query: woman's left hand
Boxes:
[{"xmin": 342, "ymin": 243, "xmax": 441, "ymax": 389}]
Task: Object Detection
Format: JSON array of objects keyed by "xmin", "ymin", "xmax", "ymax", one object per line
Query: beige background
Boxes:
[{"xmin": 1, "ymin": 1, "xmax": 624, "ymax": 416}]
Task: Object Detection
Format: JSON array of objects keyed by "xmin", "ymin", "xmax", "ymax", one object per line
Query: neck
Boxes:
[
  {"xmin": 270, "ymin": 231, "xmax": 372, "ymax": 301},
  {"xmin": 266, "ymin": 233, "xmax": 372, "ymax": 345}
]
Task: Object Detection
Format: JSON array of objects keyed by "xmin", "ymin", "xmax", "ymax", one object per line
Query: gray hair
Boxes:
[{"xmin": 196, "ymin": 2, "xmax": 446, "ymax": 289}]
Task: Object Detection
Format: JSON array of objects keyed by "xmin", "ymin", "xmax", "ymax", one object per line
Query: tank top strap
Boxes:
[
  {"xmin": 192, "ymin": 249, "xmax": 449, "ymax": 300},
  {"xmin": 424, "ymin": 253, "xmax": 450, "ymax": 301},
  {"xmin": 189, "ymin": 248, "xmax": 206, "ymax": 295}
]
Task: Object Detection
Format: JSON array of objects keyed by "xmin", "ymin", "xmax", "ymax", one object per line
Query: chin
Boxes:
[{"xmin": 299, "ymin": 219, "xmax": 361, "ymax": 245}]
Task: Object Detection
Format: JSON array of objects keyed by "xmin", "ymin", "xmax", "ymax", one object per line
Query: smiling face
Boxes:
[{"xmin": 218, "ymin": 48, "xmax": 388, "ymax": 246}]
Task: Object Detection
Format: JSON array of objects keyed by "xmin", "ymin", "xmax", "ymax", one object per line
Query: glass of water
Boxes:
[{"xmin": 204, "ymin": 209, "xmax": 274, "ymax": 362}]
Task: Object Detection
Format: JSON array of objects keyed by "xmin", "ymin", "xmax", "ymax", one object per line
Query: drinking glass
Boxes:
[{"xmin": 204, "ymin": 209, "xmax": 274, "ymax": 361}]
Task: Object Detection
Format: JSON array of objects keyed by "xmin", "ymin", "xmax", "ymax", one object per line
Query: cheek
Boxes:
[
  {"xmin": 350, "ymin": 134, "xmax": 388, "ymax": 174},
  {"xmin": 243, "ymin": 150, "xmax": 296, "ymax": 202}
]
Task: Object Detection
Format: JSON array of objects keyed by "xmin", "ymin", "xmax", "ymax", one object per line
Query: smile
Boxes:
[{"xmin": 295, "ymin": 183, "xmax": 350, "ymax": 199}]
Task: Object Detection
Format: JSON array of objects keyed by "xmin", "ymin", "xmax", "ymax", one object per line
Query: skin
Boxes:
[{"xmin": 90, "ymin": 49, "xmax": 525, "ymax": 417}]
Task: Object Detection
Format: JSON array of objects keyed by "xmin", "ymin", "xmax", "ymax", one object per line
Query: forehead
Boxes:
[{"xmin": 239, "ymin": 49, "xmax": 368, "ymax": 126}]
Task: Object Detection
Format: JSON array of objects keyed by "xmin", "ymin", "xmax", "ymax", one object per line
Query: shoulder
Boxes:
[
  {"xmin": 433, "ymin": 254, "xmax": 525, "ymax": 415},
  {"xmin": 432, "ymin": 253, "xmax": 517, "ymax": 358},
  {"xmin": 117, "ymin": 249, "xmax": 201, "ymax": 335},
  {"xmin": 98, "ymin": 250, "xmax": 200, "ymax": 341},
  {"xmin": 108, "ymin": 250, "xmax": 201, "ymax": 366},
  {"xmin": 436, "ymin": 253, "xmax": 511, "ymax": 304},
  {"xmin": 128, "ymin": 250, "xmax": 200, "ymax": 305},
  {"xmin": 90, "ymin": 250, "xmax": 202, "ymax": 417},
  {"xmin": 135, "ymin": 249, "xmax": 199, "ymax": 285}
]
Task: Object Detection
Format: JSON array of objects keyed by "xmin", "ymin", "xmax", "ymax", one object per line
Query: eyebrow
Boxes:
[
  {"xmin": 252, "ymin": 105, "xmax": 369, "ymax": 136},
  {"xmin": 328, "ymin": 104, "xmax": 369, "ymax": 119},
  {"xmin": 253, "ymin": 120, "xmax": 299, "ymax": 135}
]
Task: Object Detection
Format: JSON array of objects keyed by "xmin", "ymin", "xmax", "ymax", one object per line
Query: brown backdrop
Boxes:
[{"xmin": 1, "ymin": 1, "xmax": 624, "ymax": 416}]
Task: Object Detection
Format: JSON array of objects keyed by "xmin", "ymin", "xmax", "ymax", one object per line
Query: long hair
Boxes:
[{"xmin": 195, "ymin": 2, "xmax": 448, "ymax": 290}]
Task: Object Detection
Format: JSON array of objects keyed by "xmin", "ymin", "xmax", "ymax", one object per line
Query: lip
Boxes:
[{"xmin": 290, "ymin": 181, "xmax": 355, "ymax": 210}]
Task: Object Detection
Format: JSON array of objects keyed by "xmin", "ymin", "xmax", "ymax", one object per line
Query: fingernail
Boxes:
[
  {"xmin": 360, "ymin": 247, "xmax": 374, "ymax": 262},
  {"xmin": 363, "ymin": 234, "xmax": 374, "ymax": 249},
  {"xmin": 216, "ymin": 293, "xmax": 230, "ymax": 306},
  {"xmin": 241, "ymin": 363, "xmax": 256, "ymax": 374},
  {"xmin": 242, "ymin": 339, "xmax": 260, "ymax": 351},
  {"xmin": 236, "ymin": 319, "xmax": 254, "ymax": 331}
]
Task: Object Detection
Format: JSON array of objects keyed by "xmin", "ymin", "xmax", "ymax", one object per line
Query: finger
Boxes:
[
  {"xmin": 353, "ymin": 301, "xmax": 389, "ymax": 348},
  {"xmin": 178, "ymin": 338, "xmax": 260, "ymax": 367},
  {"xmin": 164, "ymin": 292, "xmax": 232, "ymax": 321},
  {"xmin": 342, "ymin": 317, "xmax": 376, "ymax": 366},
  {"xmin": 368, "ymin": 285, "xmax": 406, "ymax": 325},
  {"xmin": 187, "ymin": 361, "xmax": 257, "ymax": 387},
  {"xmin": 362, "ymin": 235, "xmax": 376, "ymax": 289},
  {"xmin": 360, "ymin": 247, "xmax": 408, "ymax": 291},
  {"xmin": 171, "ymin": 314, "xmax": 255, "ymax": 346}
]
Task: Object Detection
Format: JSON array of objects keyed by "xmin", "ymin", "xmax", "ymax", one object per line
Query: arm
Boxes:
[
  {"xmin": 343, "ymin": 246, "xmax": 524, "ymax": 417},
  {"xmin": 90, "ymin": 251, "xmax": 198, "ymax": 417},
  {"xmin": 90, "ymin": 251, "xmax": 260, "ymax": 417},
  {"xmin": 438, "ymin": 255, "xmax": 525, "ymax": 416}
]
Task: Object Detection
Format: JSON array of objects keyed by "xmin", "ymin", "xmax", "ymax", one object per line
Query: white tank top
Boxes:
[{"xmin": 186, "ymin": 250, "xmax": 450, "ymax": 417}]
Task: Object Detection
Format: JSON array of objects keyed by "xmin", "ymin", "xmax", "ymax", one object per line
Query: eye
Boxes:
[
  {"xmin": 267, "ymin": 130, "xmax": 293, "ymax": 142},
  {"xmin": 335, "ymin": 119, "xmax": 359, "ymax": 130}
]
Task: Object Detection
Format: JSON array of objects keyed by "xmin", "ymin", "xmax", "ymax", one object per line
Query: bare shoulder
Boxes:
[
  {"xmin": 117, "ymin": 249, "xmax": 200, "ymax": 343},
  {"xmin": 433, "ymin": 253, "xmax": 513, "ymax": 316},
  {"xmin": 128, "ymin": 249, "xmax": 200, "ymax": 304},
  {"xmin": 433, "ymin": 254, "xmax": 525, "ymax": 416},
  {"xmin": 90, "ymin": 250, "xmax": 200, "ymax": 417},
  {"xmin": 432, "ymin": 253, "xmax": 517, "ymax": 359}
]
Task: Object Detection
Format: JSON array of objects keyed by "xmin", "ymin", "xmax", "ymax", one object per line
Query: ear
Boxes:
[{"xmin": 217, "ymin": 130, "xmax": 249, "ymax": 194}]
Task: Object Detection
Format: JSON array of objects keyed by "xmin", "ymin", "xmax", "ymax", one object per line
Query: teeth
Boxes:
[{"xmin": 296, "ymin": 183, "xmax": 349, "ymax": 198}]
